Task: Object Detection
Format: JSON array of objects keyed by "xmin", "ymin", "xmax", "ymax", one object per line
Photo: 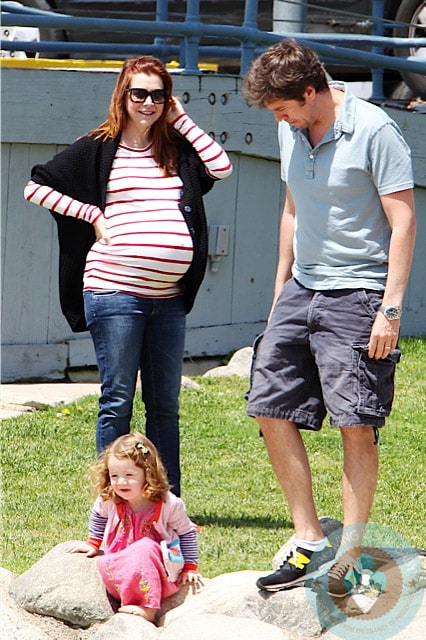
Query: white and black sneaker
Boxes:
[{"xmin": 256, "ymin": 540, "xmax": 335, "ymax": 592}]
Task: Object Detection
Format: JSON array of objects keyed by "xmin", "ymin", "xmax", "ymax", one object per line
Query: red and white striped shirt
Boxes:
[{"xmin": 24, "ymin": 114, "xmax": 232, "ymax": 299}]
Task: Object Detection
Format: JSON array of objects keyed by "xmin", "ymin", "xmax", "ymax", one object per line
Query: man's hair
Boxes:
[{"xmin": 243, "ymin": 38, "xmax": 329, "ymax": 106}]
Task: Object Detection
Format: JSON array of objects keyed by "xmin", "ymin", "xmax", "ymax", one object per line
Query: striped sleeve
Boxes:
[
  {"xmin": 24, "ymin": 179, "xmax": 103, "ymax": 225},
  {"xmin": 172, "ymin": 114, "xmax": 232, "ymax": 179},
  {"xmin": 87, "ymin": 507, "xmax": 108, "ymax": 551},
  {"xmin": 179, "ymin": 528, "xmax": 199, "ymax": 571}
]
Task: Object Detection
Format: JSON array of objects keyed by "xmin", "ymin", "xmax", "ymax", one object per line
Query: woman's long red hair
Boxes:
[{"xmin": 88, "ymin": 56, "xmax": 180, "ymax": 174}]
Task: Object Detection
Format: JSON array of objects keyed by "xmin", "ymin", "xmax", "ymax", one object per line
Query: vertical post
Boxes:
[
  {"xmin": 371, "ymin": 0, "xmax": 385, "ymax": 100},
  {"xmin": 154, "ymin": 0, "xmax": 168, "ymax": 62},
  {"xmin": 241, "ymin": 0, "xmax": 259, "ymax": 76},
  {"xmin": 183, "ymin": 0, "xmax": 201, "ymax": 74},
  {"xmin": 273, "ymin": 0, "xmax": 307, "ymax": 34}
]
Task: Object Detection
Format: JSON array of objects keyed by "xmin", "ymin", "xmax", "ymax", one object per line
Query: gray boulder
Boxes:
[
  {"xmin": 160, "ymin": 571, "xmax": 322, "ymax": 637},
  {"xmin": 1, "ymin": 604, "xmax": 51, "ymax": 640},
  {"xmin": 202, "ymin": 347, "xmax": 253, "ymax": 378},
  {"xmin": 4, "ymin": 519, "xmax": 425, "ymax": 640},
  {"xmin": 89, "ymin": 612, "xmax": 160, "ymax": 639},
  {"xmin": 1, "ymin": 567, "xmax": 64, "ymax": 640},
  {"xmin": 159, "ymin": 613, "xmax": 292, "ymax": 640},
  {"xmin": 8, "ymin": 541, "xmax": 114, "ymax": 628}
]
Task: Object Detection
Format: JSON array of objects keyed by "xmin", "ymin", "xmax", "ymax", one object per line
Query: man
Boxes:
[{"xmin": 243, "ymin": 39, "xmax": 416, "ymax": 596}]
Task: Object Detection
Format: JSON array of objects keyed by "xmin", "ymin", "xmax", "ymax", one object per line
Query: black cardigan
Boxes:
[{"xmin": 31, "ymin": 134, "xmax": 215, "ymax": 331}]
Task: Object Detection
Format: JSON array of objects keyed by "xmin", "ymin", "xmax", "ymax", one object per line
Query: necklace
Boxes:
[
  {"xmin": 120, "ymin": 136, "xmax": 151, "ymax": 150},
  {"xmin": 120, "ymin": 126, "xmax": 152, "ymax": 150}
]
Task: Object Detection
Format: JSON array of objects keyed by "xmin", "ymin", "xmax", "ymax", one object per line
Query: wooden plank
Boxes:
[
  {"xmin": 241, "ymin": 98, "xmax": 281, "ymax": 161},
  {"xmin": 1, "ymin": 69, "xmax": 242, "ymax": 150},
  {"xmin": 65, "ymin": 320, "xmax": 266, "ymax": 368},
  {"xmin": 184, "ymin": 322, "xmax": 266, "ymax": 358},
  {"xmin": 1, "ymin": 344, "xmax": 68, "ymax": 382},
  {"xmin": 385, "ymin": 108, "xmax": 426, "ymax": 188},
  {"xmin": 68, "ymin": 338, "xmax": 96, "ymax": 368},
  {"xmin": 2, "ymin": 144, "xmax": 54, "ymax": 343},
  {"xmin": 1, "ymin": 68, "xmax": 118, "ymax": 145},
  {"xmin": 400, "ymin": 187, "xmax": 426, "ymax": 337},
  {"xmin": 231, "ymin": 155, "xmax": 283, "ymax": 324},
  {"xmin": 1, "ymin": 322, "xmax": 263, "ymax": 382},
  {"xmin": 187, "ymin": 153, "xmax": 238, "ymax": 328},
  {"xmin": 1, "ymin": 145, "xmax": 11, "ymax": 288}
]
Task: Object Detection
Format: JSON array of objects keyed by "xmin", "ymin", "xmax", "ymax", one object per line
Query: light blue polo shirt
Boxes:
[{"xmin": 278, "ymin": 82, "xmax": 414, "ymax": 291}]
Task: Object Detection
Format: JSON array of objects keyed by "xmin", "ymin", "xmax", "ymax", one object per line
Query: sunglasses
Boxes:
[{"xmin": 127, "ymin": 88, "xmax": 168, "ymax": 104}]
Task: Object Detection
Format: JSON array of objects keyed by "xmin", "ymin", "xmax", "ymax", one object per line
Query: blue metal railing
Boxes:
[{"xmin": 2, "ymin": 0, "xmax": 426, "ymax": 98}]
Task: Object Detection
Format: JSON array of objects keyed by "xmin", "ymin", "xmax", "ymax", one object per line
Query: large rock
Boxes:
[
  {"xmin": 1, "ymin": 604, "xmax": 51, "ymax": 640},
  {"xmin": 4, "ymin": 526, "xmax": 425, "ymax": 640},
  {"xmin": 89, "ymin": 612, "xmax": 159, "ymax": 639},
  {"xmin": 160, "ymin": 571, "xmax": 323, "ymax": 637},
  {"xmin": 202, "ymin": 347, "xmax": 253, "ymax": 378},
  {"xmin": 159, "ymin": 613, "xmax": 292, "ymax": 640},
  {"xmin": 1, "ymin": 567, "xmax": 77, "ymax": 640},
  {"xmin": 8, "ymin": 541, "xmax": 114, "ymax": 628}
]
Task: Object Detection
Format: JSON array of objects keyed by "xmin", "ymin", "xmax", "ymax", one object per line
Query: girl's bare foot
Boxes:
[{"xmin": 118, "ymin": 604, "xmax": 157, "ymax": 622}]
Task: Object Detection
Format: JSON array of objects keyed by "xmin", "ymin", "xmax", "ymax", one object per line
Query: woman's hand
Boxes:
[
  {"xmin": 66, "ymin": 541, "xmax": 98, "ymax": 557},
  {"xmin": 93, "ymin": 214, "xmax": 111, "ymax": 245},
  {"xmin": 167, "ymin": 96, "xmax": 186, "ymax": 123}
]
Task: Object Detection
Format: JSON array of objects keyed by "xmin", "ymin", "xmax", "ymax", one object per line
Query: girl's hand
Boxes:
[
  {"xmin": 93, "ymin": 214, "xmax": 111, "ymax": 245},
  {"xmin": 167, "ymin": 96, "xmax": 186, "ymax": 123},
  {"xmin": 66, "ymin": 541, "xmax": 98, "ymax": 557},
  {"xmin": 178, "ymin": 570, "xmax": 202, "ymax": 586}
]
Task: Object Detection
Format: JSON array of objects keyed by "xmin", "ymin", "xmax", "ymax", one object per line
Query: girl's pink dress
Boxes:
[{"xmin": 97, "ymin": 502, "xmax": 180, "ymax": 610}]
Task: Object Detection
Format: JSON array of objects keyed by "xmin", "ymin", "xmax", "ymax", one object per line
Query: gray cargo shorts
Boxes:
[{"xmin": 246, "ymin": 278, "xmax": 401, "ymax": 430}]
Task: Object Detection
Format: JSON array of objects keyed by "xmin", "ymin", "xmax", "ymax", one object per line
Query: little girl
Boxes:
[{"xmin": 67, "ymin": 432, "xmax": 200, "ymax": 622}]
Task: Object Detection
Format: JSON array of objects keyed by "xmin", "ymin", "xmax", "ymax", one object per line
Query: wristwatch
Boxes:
[{"xmin": 379, "ymin": 305, "xmax": 402, "ymax": 320}]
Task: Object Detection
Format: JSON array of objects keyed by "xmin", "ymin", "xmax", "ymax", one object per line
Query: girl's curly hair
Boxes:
[{"xmin": 91, "ymin": 432, "xmax": 171, "ymax": 503}]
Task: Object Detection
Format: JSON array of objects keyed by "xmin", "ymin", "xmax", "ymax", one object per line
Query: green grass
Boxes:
[{"xmin": 1, "ymin": 337, "xmax": 425, "ymax": 577}]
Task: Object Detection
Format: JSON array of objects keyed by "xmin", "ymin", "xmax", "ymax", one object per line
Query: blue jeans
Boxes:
[{"xmin": 84, "ymin": 291, "xmax": 186, "ymax": 496}]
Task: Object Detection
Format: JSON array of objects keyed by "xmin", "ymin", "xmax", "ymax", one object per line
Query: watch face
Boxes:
[{"xmin": 385, "ymin": 306, "xmax": 401, "ymax": 320}]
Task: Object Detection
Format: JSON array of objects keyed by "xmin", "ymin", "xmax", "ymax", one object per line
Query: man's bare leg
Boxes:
[
  {"xmin": 340, "ymin": 425, "xmax": 379, "ymax": 556},
  {"xmin": 258, "ymin": 416, "xmax": 323, "ymax": 541},
  {"xmin": 326, "ymin": 426, "xmax": 379, "ymax": 597}
]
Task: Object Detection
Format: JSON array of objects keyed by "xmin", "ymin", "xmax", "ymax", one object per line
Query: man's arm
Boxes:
[
  {"xmin": 271, "ymin": 188, "xmax": 296, "ymax": 313},
  {"xmin": 368, "ymin": 188, "xmax": 416, "ymax": 359}
]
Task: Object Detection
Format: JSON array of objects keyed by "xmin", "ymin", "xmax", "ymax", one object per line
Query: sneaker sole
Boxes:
[
  {"xmin": 256, "ymin": 574, "xmax": 308, "ymax": 592},
  {"xmin": 327, "ymin": 589, "xmax": 351, "ymax": 598},
  {"xmin": 256, "ymin": 563, "xmax": 330, "ymax": 592},
  {"xmin": 256, "ymin": 550, "xmax": 338, "ymax": 593}
]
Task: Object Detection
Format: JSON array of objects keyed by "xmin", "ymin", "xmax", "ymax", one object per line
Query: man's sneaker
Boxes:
[
  {"xmin": 327, "ymin": 553, "xmax": 362, "ymax": 597},
  {"xmin": 256, "ymin": 540, "xmax": 334, "ymax": 592}
]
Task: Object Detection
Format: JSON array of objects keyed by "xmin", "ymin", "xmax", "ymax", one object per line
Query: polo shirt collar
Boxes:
[
  {"xmin": 329, "ymin": 81, "xmax": 355, "ymax": 137},
  {"xmin": 288, "ymin": 81, "xmax": 355, "ymax": 143}
]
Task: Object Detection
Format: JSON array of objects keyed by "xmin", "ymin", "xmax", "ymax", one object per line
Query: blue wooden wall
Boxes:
[{"xmin": 1, "ymin": 65, "xmax": 425, "ymax": 381}]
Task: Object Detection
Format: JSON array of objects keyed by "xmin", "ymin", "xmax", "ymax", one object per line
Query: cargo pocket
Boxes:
[
  {"xmin": 352, "ymin": 344, "xmax": 401, "ymax": 417},
  {"xmin": 244, "ymin": 333, "xmax": 264, "ymax": 401}
]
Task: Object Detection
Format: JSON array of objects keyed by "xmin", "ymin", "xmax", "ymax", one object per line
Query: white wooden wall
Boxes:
[{"xmin": 1, "ymin": 67, "xmax": 425, "ymax": 381}]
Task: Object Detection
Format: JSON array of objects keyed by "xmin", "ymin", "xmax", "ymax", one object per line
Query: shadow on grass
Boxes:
[{"xmin": 191, "ymin": 514, "xmax": 293, "ymax": 529}]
